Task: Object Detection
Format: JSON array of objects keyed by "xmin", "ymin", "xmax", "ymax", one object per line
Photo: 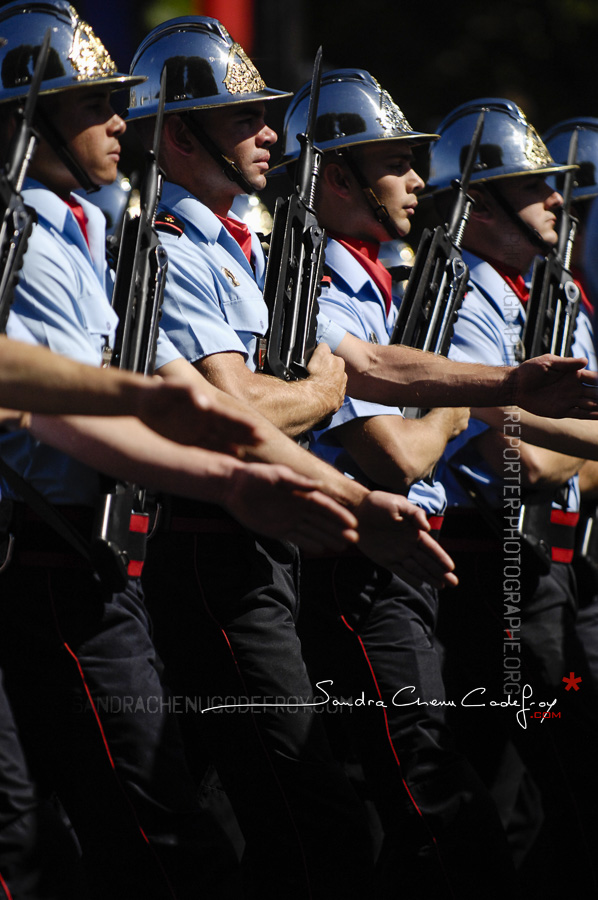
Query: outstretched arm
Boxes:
[
  {"xmin": 0, "ymin": 336, "xmax": 261, "ymax": 454},
  {"xmin": 159, "ymin": 357, "xmax": 457, "ymax": 587},
  {"xmin": 472, "ymin": 405, "xmax": 598, "ymax": 460},
  {"xmin": 334, "ymin": 333, "xmax": 598, "ymax": 417},
  {"xmin": 28, "ymin": 413, "xmax": 359, "ymax": 555}
]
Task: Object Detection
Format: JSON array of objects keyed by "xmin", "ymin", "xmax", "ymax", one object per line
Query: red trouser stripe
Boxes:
[
  {"xmin": 332, "ymin": 560, "xmax": 456, "ymax": 899},
  {"xmin": 0, "ymin": 871, "xmax": 14, "ymax": 900},
  {"xmin": 191, "ymin": 534, "xmax": 314, "ymax": 899}
]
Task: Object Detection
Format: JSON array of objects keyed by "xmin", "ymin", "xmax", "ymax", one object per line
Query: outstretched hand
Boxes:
[
  {"xmin": 512, "ymin": 354, "xmax": 598, "ymax": 419},
  {"xmin": 355, "ymin": 491, "xmax": 458, "ymax": 589},
  {"xmin": 222, "ymin": 462, "xmax": 359, "ymax": 554},
  {"xmin": 138, "ymin": 378, "xmax": 262, "ymax": 454}
]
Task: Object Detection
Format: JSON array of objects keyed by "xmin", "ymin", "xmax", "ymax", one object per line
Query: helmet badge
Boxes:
[
  {"xmin": 67, "ymin": 4, "xmax": 117, "ymax": 81},
  {"xmin": 374, "ymin": 78, "xmax": 412, "ymax": 137},
  {"xmin": 224, "ymin": 41, "xmax": 265, "ymax": 95},
  {"xmin": 524, "ymin": 122, "xmax": 553, "ymax": 169}
]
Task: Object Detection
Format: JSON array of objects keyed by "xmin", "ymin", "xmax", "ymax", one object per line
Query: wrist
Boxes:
[{"xmin": 501, "ymin": 367, "xmax": 518, "ymax": 408}]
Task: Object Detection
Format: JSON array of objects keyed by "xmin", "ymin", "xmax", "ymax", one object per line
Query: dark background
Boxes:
[{"xmin": 73, "ymin": 0, "xmax": 598, "ymax": 134}]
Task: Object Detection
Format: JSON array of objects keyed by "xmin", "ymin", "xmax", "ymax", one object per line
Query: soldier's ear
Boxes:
[
  {"xmin": 322, "ymin": 159, "xmax": 353, "ymax": 198},
  {"xmin": 163, "ymin": 115, "xmax": 196, "ymax": 157},
  {"xmin": 468, "ymin": 186, "xmax": 493, "ymax": 222}
]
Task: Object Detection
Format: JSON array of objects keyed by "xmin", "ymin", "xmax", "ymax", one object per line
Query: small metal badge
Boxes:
[
  {"xmin": 369, "ymin": 332, "xmax": 379, "ymax": 344},
  {"xmin": 255, "ymin": 336, "xmax": 268, "ymax": 371},
  {"xmin": 101, "ymin": 340, "xmax": 113, "ymax": 368},
  {"xmin": 222, "ymin": 267, "xmax": 241, "ymax": 286},
  {"xmin": 224, "ymin": 43, "xmax": 266, "ymax": 94},
  {"xmin": 513, "ymin": 339, "xmax": 525, "ymax": 363},
  {"xmin": 68, "ymin": 5, "xmax": 117, "ymax": 81}
]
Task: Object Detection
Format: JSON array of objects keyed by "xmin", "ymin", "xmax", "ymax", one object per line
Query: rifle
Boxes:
[
  {"xmin": 262, "ymin": 46, "xmax": 325, "ymax": 381},
  {"xmin": 390, "ymin": 110, "xmax": 486, "ymax": 357},
  {"xmin": 90, "ymin": 67, "xmax": 168, "ymax": 590},
  {"xmin": 522, "ymin": 128, "xmax": 580, "ymax": 359},
  {"xmin": 0, "ymin": 29, "xmax": 51, "ymax": 333}
]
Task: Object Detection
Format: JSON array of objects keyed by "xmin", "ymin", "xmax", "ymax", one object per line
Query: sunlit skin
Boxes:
[
  {"xmin": 498, "ymin": 174, "xmax": 562, "ymax": 246},
  {"xmin": 352, "ymin": 142, "xmax": 425, "ymax": 240},
  {"xmin": 28, "ymin": 86, "xmax": 125, "ymax": 198},
  {"xmin": 316, "ymin": 142, "xmax": 425, "ymax": 242},
  {"xmin": 465, "ymin": 175, "xmax": 563, "ymax": 274},
  {"xmin": 158, "ymin": 101, "xmax": 277, "ymax": 217}
]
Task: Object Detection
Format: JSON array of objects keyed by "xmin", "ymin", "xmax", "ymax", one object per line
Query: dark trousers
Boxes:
[
  {"xmin": 142, "ymin": 516, "xmax": 374, "ymax": 900},
  {"xmin": 0, "ymin": 670, "xmax": 88, "ymax": 900},
  {"xmin": 438, "ymin": 522, "xmax": 598, "ymax": 899},
  {"xmin": 0, "ymin": 533, "xmax": 239, "ymax": 900},
  {"xmin": 299, "ymin": 553, "xmax": 518, "ymax": 900}
]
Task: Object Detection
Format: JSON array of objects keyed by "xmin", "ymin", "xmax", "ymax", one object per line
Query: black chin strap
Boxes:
[
  {"xmin": 35, "ymin": 106, "xmax": 99, "ymax": 194},
  {"xmin": 484, "ymin": 180, "xmax": 550, "ymax": 252},
  {"xmin": 339, "ymin": 149, "xmax": 403, "ymax": 241},
  {"xmin": 181, "ymin": 112, "xmax": 254, "ymax": 195}
]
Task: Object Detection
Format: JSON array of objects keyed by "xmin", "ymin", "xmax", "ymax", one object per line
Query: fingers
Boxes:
[{"xmin": 553, "ymin": 355, "xmax": 588, "ymax": 371}]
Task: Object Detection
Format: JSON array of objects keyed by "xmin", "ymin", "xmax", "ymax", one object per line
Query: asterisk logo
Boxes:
[{"xmin": 562, "ymin": 672, "xmax": 582, "ymax": 691}]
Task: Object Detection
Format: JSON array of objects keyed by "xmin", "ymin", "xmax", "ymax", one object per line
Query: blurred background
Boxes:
[
  {"xmin": 70, "ymin": 0, "xmax": 598, "ymax": 227},
  {"xmin": 76, "ymin": 0, "xmax": 598, "ymax": 135}
]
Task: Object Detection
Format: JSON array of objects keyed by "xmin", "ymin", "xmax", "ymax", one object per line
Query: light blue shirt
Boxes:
[
  {"xmin": 437, "ymin": 251, "xmax": 580, "ymax": 513},
  {"xmin": 310, "ymin": 238, "xmax": 446, "ymax": 515},
  {"xmin": 154, "ymin": 181, "xmax": 347, "ymax": 372}
]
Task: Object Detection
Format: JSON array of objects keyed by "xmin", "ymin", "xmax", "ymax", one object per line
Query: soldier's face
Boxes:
[
  {"xmin": 499, "ymin": 175, "xmax": 562, "ymax": 248},
  {"xmin": 32, "ymin": 87, "xmax": 125, "ymax": 197},
  {"xmin": 355, "ymin": 143, "xmax": 425, "ymax": 239},
  {"xmin": 202, "ymin": 101, "xmax": 277, "ymax": 192}
]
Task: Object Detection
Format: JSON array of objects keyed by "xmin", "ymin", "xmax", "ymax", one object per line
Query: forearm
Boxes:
[
  {"xmin": 232, "ymin": 374, "xmax": 338, "ymax": 437},
  {"xmin": 337, "ymin": 411, "xmax": 457, "ymax": 493},
  {"xmin": 579, "ymin": 460, "xmax": 598, "ymax": 497},
  {"xmin": 473, "ymin": 406, "xmax": 598, "ymax": 461},
  {"xmin": 473, "ymin": 427, "xmax": 584, "ymax": 489},
  {"xmin": 338, "ymin": 338, "xmax": 511, "ymax": 408},
  {"xmin": 196, "ymin": 356, "xmax": 341, "ymax": 438},
  {"xmin": 0, "ymin": 337, "xmax": 151, "ymax": 417},
  {"xmin": 28, "ymin": 413, "xmax": 249, "ymax": 506}
]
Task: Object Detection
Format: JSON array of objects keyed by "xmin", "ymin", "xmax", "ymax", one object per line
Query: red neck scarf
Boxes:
[
  {"xmin": 485, "ymin": 256, "xmax": 529, "ymax": 305},
  {"xmin": 330, "ymin": 233, "xmax": 393, "ymax": 316},
  {"xmin": 65, "ymin": 197, "xmax": 89, "ymax": 248},
  {"xmin": 216, "ymin": 214, "xmax": 253, "ymax": 266},
  {"xmin": 572, "ymin": 267, "xmax": 595, "ymax": 317}
]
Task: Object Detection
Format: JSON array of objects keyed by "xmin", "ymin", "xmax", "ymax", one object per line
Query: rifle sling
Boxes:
[{"xmin": 0, "ymin": 454, "xmax": 92, "ymax": 563}]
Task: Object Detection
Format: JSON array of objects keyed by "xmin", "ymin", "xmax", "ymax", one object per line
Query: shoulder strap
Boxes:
[{"xmin": 0, "ymin": 455, "xmax": 92, "ymax": 561}]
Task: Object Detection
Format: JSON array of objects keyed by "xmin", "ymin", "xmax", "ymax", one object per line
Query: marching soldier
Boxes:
[
  {"xmin": 126, "ymin": 17, "xmax": 470, "ymax": 899},
  {"xmin": 0, "ymin": 4, "xmax": 383, "ymax": 897},
  {"xmin": 427, "ymin": 98, "xmax": 598, "ymax": 897},
  {"xmin": 278, "ymin": 68, "xmax": 520, "ymax": 899}
]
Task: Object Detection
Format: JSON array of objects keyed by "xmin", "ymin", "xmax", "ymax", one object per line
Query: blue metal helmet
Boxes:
[
  {"xmin": 126, "ymin": 16, "xmax": 291, "ymax": 122},
  {"xmin": 543, "ymin": 118, "xmax": 598, "ymax": 202},
  {"xmin": 276, "ymin": 68, "xmax": 438, "ymax": 168},
  {"xmin": 0, "ymin": 0, "xmax": 144, "ymax": 105},
  {"xmin": 427, "ymin": 98, "xmax": 575, "ymax": 193}
]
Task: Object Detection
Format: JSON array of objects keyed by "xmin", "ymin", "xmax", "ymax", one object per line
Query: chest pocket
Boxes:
[
  {"xmin": 78, "ymin": 291, "xmax": 118, "ymax": 340},
  {"xmin": 218, "ymin": 268, "xmax": 268, "ymax": 337}
]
